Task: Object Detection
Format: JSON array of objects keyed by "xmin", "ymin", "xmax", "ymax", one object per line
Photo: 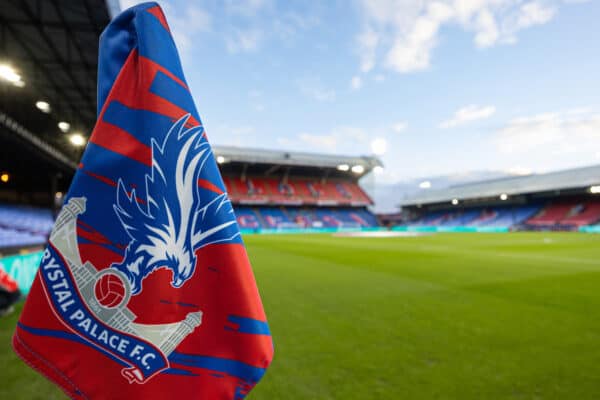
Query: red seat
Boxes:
[
  {"xmin": 527, "ymin": 203, "xmax": 575, "ymax": 225},
  {"xmin": 561, "ymin": 203, "xmax": 600, "ymax": 226}
]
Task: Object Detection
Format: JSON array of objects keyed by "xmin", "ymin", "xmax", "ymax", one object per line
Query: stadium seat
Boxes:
[
  {"xmin": 560, "ymin": 202, "xmax": 600, "ymax": 226},
  {"xmin": 0, "ymin": 203, "xmax": 53, "ymax": 248},
  {"xmin": 234, "ymin": 207, "xmax": 262, "ymax": 229},
  {"xmin": 527, "ymin": 203, "xmax": 577, "ymax": 226}
]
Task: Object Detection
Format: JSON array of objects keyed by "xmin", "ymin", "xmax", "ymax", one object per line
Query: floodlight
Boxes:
[
  {"xmin": 351, "ymin": 165, "xmax": 365, "ymax": 174},
  {"xmin": 337, "ymin": 164, "xmax": 350, "ymax": 171},
  {"xmin": 58, "ymin": 121, "xmax": 70, "ymax": 132},
  {"xmin": 500, "ymin": 193, "xmax": 508, "ymax": 201},
  {"xmin": 216, "ymin": 156, "xmax": 226, "ymax": 164},
  {"xmin": 0, "ymin": 173, "xmax": 9, "ymax": 183},
  {"xmin": 590, "ymin": 185, "xmax": 600, "ymax": 194},
  {"xmin": 36, "ymin": 101, "xmax": 51, "ymax": 113},
  {"xmin": 451, "ymin": 198, "xmax": 459, "ymax": 205},
  {"xmin": 0, "ymin": 64, "xmax": 23, "ymax": 86},
  {"xmin": 69, "ymin": 133, "xmax": 86, "ymax": 147}
]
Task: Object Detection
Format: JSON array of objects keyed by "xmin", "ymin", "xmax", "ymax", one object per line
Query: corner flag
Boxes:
[{"xmin": 13, "ymin": 3, "xmax": 273, "ymax": 399}]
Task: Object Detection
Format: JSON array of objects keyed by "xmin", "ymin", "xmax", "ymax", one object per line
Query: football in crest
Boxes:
[{"xmin": 95, "ymin": 272, "xmax": 126, "ymax": 308}]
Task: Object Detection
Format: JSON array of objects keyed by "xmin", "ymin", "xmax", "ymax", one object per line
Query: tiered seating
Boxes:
[
  {"xmin": 469, "ymin": 209, "xmax": 498, "ymax": 226},
  {"xmin": 527, "ymin": 203, "xmax": 576, "ymax": 226},
  {"xmin": 263, "ymin": 179, "xmax": 301, "ymax": 204},
  {"xmin": 0, "ymin": 203, "xmax": 53, "ymax": 248},
  {"xmin": 286, "ymin": 208, "xmax": 316, "ymax": 227},
  {"xmin": 234, "ymin": 207, "xmax": 262, "ymax": 229},
  {"xmin": 234, "ymin": 206, "xmax": 379, "ymax": 230},
  {"xmin": 259, "ymin": 208, "xmax": 294, "ymax": 228},
  {"xmin": 409, "ymin": 205, "xmax": 542, "ymax": 228},
  {"xmin": 226, "ymin": 177, "xmax": 268, "ymax": 203},
  {"xmin": 311, "ymin": 182, "xmax": 340, "ymax": 203},
  {"xmin": 289, "ymin": 180, "xmax": 314, "ymax": 200},
  {"xmin": 335, "ymin": 208, "xmax": 378, "ymax": 227},
  {"xmin": 314, "ymin": 208, "xmax": 343, "ymax": 227},
  {"xmin": 225, "ymin": 176, "xmax": 373, "ymax": 206},
  {"xmin": 470, "ymin": 206, "xmax": 541, "ymax": 227},
  {"xmin": 560, "ymin": 202, "xmax": 600, "ymax": 226},
  {"xmin": 439, "ymin": 210, "xmax": 480, "ymax": 226},
  {"xmin": 312, "ymin": 208, "xmax": 378, "ymax": 228},
  {"xmin": 0, "ymin": 227, "xmax": 46, "ymax": 248},
  {"xmin": 342, "ymin": 182, "xmax": 372, "ymax": 204},
  {"xmin": 411, "ymin": 211, "xmax": 448, "ymax": 226}
]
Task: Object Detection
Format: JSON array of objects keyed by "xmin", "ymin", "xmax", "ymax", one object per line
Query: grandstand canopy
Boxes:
[
  {"xmin": 214, "ymin": 145, "xmax": 383, "ymax": 180},
  {"xmin": 0, "ymin": 0, "xmax": 112, "ymax": 171},
  {"xmin": 400, "ymin": 164, "xmax": 600, "ymax": 207}
]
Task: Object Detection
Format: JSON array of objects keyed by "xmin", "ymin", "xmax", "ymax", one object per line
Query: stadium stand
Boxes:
[
  {"xmin": 560, "ymin": 202, "xmax": 600, "ymax": 226},
  {"xmin": 406, "ymin": 205, "xmax": 541, "ymax": 228},
  {"xmin": 395, "ymin": 165, "xmax": 600, "ymax": 231},
  {"xmin": 0, "ymin": 203, "xmax": 53, "ymax": 249},
  {"xmin": 225, "ymin": 176, "xmax": 372, "ymax": 206},
  {"xmin": 0, "ymin": 1, "xmax": 111, "ymax": 252},
  {"xmin": 215, "ymin": 146, "xmax": 381, "ymax": 231},
  {"xmin": 526, "ymin": 203, "xmax": 576, "ymax": 226}
]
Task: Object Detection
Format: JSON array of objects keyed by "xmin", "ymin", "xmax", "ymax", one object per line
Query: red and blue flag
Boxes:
[{"xmin": 13, "ymin": 3, "xmax": 273, "ymax": 399}]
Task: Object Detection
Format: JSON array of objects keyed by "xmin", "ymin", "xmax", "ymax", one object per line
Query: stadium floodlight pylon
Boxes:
[{"xmin": 13, "ymin": 3, "xmax": 273, "ymax": 399}]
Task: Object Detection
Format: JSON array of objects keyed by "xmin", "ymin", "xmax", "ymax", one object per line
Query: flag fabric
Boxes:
[{"xmin": 13, "ymin": 3, "xmax": 273, "ymax": 399}]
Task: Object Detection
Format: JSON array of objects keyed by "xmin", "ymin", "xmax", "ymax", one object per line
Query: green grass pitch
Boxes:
[{"xmin": 2, "ymin": 232, "xmax": 600, "ymax": 399}]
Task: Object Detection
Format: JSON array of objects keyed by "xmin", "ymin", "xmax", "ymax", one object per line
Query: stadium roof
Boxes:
[
  {"xmin": 0, "ymin": 0, "xmax": 113, "ymax": 171},
  {"xmin": 213, "ymin": 145, "xmax": 383, "ymax": 177},
  {"xmin": 399, "ymin": 164, "xmax": 600, "ymax": 206}
]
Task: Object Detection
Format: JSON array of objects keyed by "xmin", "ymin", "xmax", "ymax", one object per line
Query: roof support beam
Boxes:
[
  {"xmin": 17, "ymin": 1, "xmax": 96, "ymax": 113},
  {"xmin": 0, "ymin": 110, "xmax": 77, "ymax": 171},
  {"xmin": 0, "ymin": 15, "xmax": 90, "ymax": 127},
  {"xmin": 49, "ymin": 0, "xmax": 96, "ymax": 89}
]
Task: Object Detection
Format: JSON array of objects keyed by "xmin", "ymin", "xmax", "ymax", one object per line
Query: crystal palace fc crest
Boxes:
[{"xmin": 37, "ymin": 116, "xmax": 239, "ymax": 384}]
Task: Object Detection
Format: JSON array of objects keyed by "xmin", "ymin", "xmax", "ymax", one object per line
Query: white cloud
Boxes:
[
  {"xmin": 273, "ymin": 12, "xmax": 321, "ymax": 43},
  {"xmin": 515, "ymin": 1, "xmax": 556, "ymax": 29},
  {"xmin": 225, "ymin": 29, "xmax": 263, "ymax": 53},
  {"xmin": 392, "ymin": 121, "xmax": 407, "ymax": 132},
  {"xmin": 210, "ymin": 123, "xmax": 256, "ymax": 147},
  {"xmin": 281, "ymin": 126, "xmax": 370, "ymax": 153},
  {"xmin": 385, "ymin": 1, "xmax": 454, "ymax": 72},
  {"xmin": 298, "ymin": 133, "xmax": 339, "ymax": 149},
  {"xmin": 357, "ymin": 27, "xmax": 380, "ymax": 73},
  {"xmin": 505, "ymin": 166, "xmax": 534, "ymax": 175},
  {"xmin": 493, "ymin": 109, "xmax": 600, "ymax": 155},
  {"xmin": 298, "ymin": 79, "xmax": 336, "ymax": 102},
  {"xmin": 350, "ymin": 76, "xmax": 363, "ymax": 90},
  {"xmin": 357, "ymin": 0, "xmax": 564, "ymax": 73},
  {"xmin": 225, "ymin": 0, "xmax": 269, "ymax": 17},
  {"xmin": 440, "ymin": 104, "xmax": 496, "ymax": 128},
  {"xmin": 122, "ymin": 0, "xmax": 320, "ymax": 56}
]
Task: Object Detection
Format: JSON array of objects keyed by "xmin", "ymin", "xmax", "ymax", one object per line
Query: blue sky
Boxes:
[{"xmin": 120, "ymin": 0, "xmax": 600, "ymax": 184}]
